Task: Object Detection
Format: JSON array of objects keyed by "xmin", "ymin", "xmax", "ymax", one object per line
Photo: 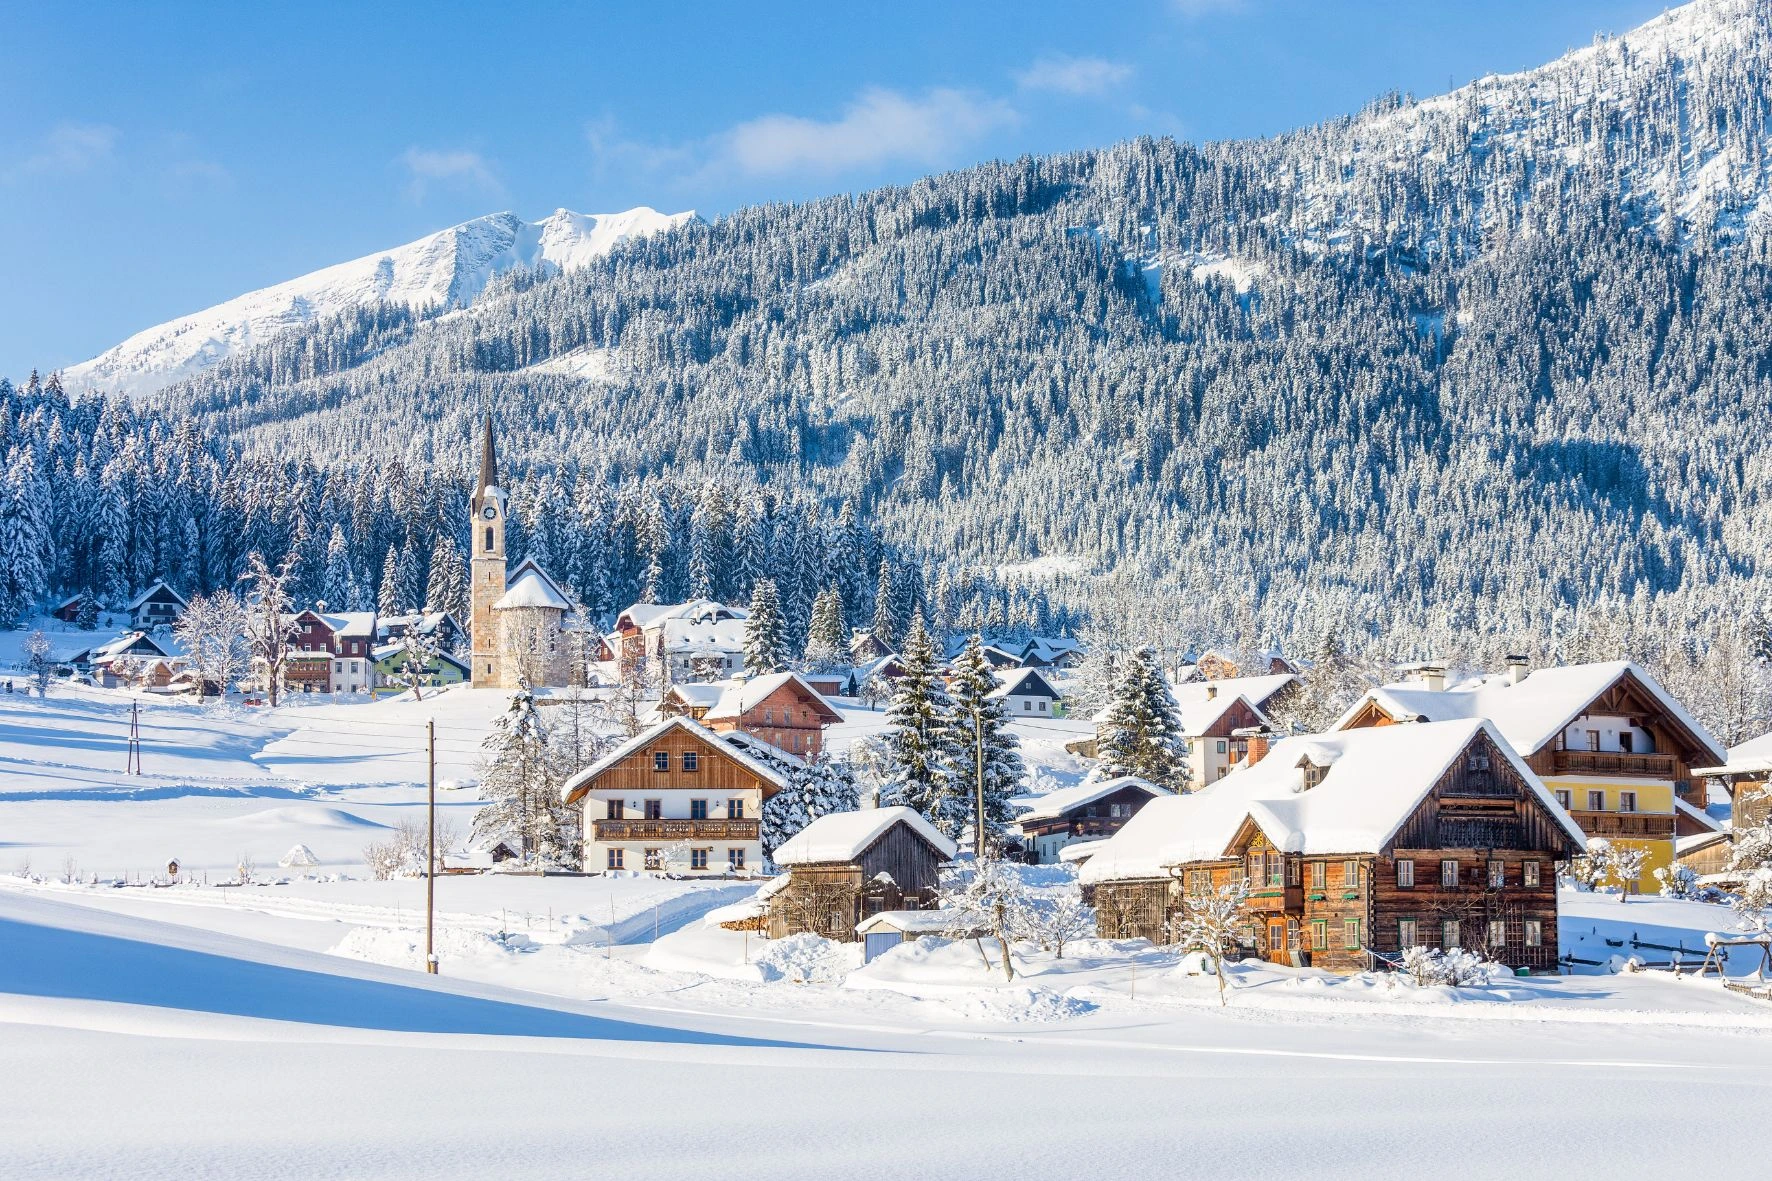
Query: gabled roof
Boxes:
[
  {"xmin": 1696, "ymin": 730, "xmax": 1772, "ymax": 778},
  {"xmin": 1336, "ymin": 660, "xmax": 1726, "ymax": 766},
  {"xmin": 560, "ymin": 715, "xmax": 791, "ymax": 804},
  {"xmin": 1080, "ymin": 719, "xmax": 1584, "ymax": 885},
  {"xmin": 493, "ymin": 558, "xmax": 572, "ymax": 611},
  {"xmin": 773, "ymin": 806, "xmax": 958, "ymax": 866},
  {"xmin": 705, "ymin": 671, "xmax": 843, "ymax": 724},
  {"xmin": 663, "ymin": 682, "xmax": 727, "ymax": 711},
  {"xmin": 1014, "ymin": 776, "xmax": 1167, "ymax": 825},
  {"xmin": 988, "ymin": 666, "xmax": 1061, "ymax": 701},
  {"xmin": 616, "ymin": 599, "xmax": 746, "ymax": 631},
  {"xmin": 1173, "ymin": 691, "xmax": 1265, "ymax": 738},
  {"xmin": 88, "ymin": 630, "xmax": 173, "ymax": 661},
  {"xmin": 124, "ymin": 580, "xmax": 187, "ymax": 612}
]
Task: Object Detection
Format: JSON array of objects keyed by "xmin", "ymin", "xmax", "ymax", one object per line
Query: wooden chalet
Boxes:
[
  {"xmin": 989, "ymin": 666, "xmax": 1065, "ymax": 718},
  {"xmin": 123, "ymin": 580, "xmax": 188, "ymax": 631},
  {"xmin": 1014, "ymin": 777, "xmax": 1168, "ymax": 864},
  {"xmin": 1697, "ymin": 730, "xmax": 1772, "ymax": 833},
  {"xmin": 766, "ymin": 806, "xmax": 958, "ymax": 941},
  {"xmin": 561, "ymin": 715, "xmax": 789, "ymax": 875},
  {"xmin": 1337, "ymin": 659, "xmax": 1727, "ymax": 893},
  {"xmin": 1082, "ymin": 720, "xmax": 1585, "ymax": 973},
  {"xmin": 658, "ymin": 671, "xmax": 843, "ymax": 758}
]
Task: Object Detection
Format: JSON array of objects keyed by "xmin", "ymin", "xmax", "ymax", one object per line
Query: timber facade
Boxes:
[{"xmin": 767, "ymin": 820, "xmax": 949, "ymax": 941}]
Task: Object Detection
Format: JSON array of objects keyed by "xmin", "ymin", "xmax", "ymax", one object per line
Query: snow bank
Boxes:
[
  {"xmin": 943, "ymin": 986, "xmax": 1097, "ymax": 1024},
  {"xmin": 753, "ymin": 932, "xmax": 858, "ymax": 984}
]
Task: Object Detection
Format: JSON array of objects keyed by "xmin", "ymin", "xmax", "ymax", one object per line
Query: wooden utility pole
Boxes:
[
  {"xmin": 972, "ymin": 701, "xmax": 986, "ymax": 860},
  {"xmin": 425, "ymin": 718, "xmax": 438, "ymax": 975}
]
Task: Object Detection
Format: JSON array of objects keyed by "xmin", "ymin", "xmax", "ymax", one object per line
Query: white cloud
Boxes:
[
  {"xmin": 19, "ymin": 122, "xmax": 119, "ymax": 176},
  {"xmin": 719, "ymin": 87, "xmax": 1017, "ymax": 177},
  {"xmin": 1015, "ymin": 55, "xmax": 1134, "ymax": 97},
  {"xmin": 1171, "ymin": 0, "xmax": 1246, "ymax": 16},
  {"xmin": 398, "ymin": 147, "xmax": 501, "ymax": 201}
]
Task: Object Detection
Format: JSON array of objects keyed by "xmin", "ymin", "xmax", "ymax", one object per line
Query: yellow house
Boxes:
[{"xmin": 1336, "ymin": 659, "xmax": 1726, "ymax": 893}]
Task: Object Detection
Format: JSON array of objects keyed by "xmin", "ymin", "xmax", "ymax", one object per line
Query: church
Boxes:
[{"xmin": 469, "ymin": 414, "xmax": 576, "ymax": 689}]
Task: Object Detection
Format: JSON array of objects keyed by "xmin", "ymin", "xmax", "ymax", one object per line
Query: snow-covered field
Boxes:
[{"xmin": 4, "ymin": 683, "xmax": 1772, "ymax": 1177}]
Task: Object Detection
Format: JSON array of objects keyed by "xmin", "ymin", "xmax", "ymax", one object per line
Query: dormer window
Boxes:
[{"xmin": 1300, "ymin": 760, "xmax": 1327, "ymax": 790}]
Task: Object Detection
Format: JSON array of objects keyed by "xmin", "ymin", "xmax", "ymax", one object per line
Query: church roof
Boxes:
[
  {"xmin": 492, "ymin": 558, "xmax": 571, "ymax": 611},
  {"xmin": 471, "ymin": 411, "xmax": 503, "ymax": 515}
]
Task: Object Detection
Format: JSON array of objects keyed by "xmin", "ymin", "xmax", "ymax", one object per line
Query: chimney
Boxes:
[
  {"xmin": 1233, "ymin": 726, "xmax": 1272, "ymax": 767},
  {"xmin": 1504, "ymin": 654, "xmax": 1529, "ymax": 686},
  {"xmin": 1403, "ymin": 662, "xmax": 1447, "ymax": 693},
  {"xmin": 1206, "ymin": 685, "xmax": 1218, "ymax": 700}
]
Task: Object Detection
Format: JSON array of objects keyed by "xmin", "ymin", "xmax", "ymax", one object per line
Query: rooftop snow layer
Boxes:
[
  {"xmin": 772, "ymin": 806, "xmax": 958, "ymax": 866},
  {"xmin": 1014, "ymin": 777, "xmax": 1166, "ymax": 826}
]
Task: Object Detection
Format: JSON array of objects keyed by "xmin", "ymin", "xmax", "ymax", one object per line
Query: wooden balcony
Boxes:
[
  {"xmin": 1550, "ymin": 750, "xmax": 1676, "ymax": 779},
  {"xmin": 1567, "ymin": 811, "xmax": 1675, "ymax": 840},
  {"xmin": 1246, "ymin": 885, "xmax": 1304, "ymax": 913},
  {"xmin": 592, "ymin": 818, "xmax": 759, "ymax": 842}
]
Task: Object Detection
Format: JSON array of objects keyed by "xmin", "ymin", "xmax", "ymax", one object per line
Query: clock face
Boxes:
[{"xmin": 481, "ymin": 505, "xmax": 497, "ymax": 520}]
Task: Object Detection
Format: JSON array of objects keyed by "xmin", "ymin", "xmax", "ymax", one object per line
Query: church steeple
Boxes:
[
  {"xmin": 471, "ymin": 411, "xmax": 500, "ymax": 518},
  {"xmin": 469, "ymin": 411, "xmax": 507, "ymax": 689}
]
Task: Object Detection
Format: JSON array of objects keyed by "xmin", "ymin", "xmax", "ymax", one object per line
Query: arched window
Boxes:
[{"xmin": 484, "ymin": 526, "xmax": 494, "ymax": 552}]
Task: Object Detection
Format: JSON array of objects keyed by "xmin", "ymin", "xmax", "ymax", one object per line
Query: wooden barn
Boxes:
[
  {"xmin": 1082, "ymin": 719, "xmax": 1585, "ymax": 973},
  {"xmin": 766, "ymin": 807, "xmax": 958, "ymax": 941}
]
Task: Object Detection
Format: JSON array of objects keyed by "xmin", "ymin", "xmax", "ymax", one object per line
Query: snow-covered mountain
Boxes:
[{"xmin": 62, "ymin": 206, "xmax": 696, "ymax": 399}]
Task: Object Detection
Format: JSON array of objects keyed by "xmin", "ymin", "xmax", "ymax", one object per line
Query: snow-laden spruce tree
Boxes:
[
  {"xmin": 377, "ymin": 545, "xmax": 402, "ymax": 615},
  {"xmin": 755, "ymin": 747, "xmax": 861, "ymax": 861},
  {"xmin": 426, "ymin": 533, "xmax": 468, "ymax": 626},
  {"xmin": 0, "ymin": 448, "xmax": 47, "ymax": 627},
  {"xmin": 320, "ymin": 524, "xmax": 352, "ymax": 612},
  {"xmin": 882, "ymin": 611, "xmax": 959, "ymax": 830},
  {"xmin": 24, "ymin": 629, "xmax": 52, "ymax": 697},
  {"xmin": 944, "ymin": 634, "xmax": 1026, "ymax": 850},
  {"xmin": 743, "ymin": 577, "xmax": 789, "ymax": 675},
  {"xmin": 475, "ymin": 681, "xmax": 575, "ymax": 866},
  {"xmin": 802, "ymin": 586, "xmax": 848, "ymax": 673},
  {"xmin": 1094, "ymin": 646, "xmax": 1190, "ymax": 792}
]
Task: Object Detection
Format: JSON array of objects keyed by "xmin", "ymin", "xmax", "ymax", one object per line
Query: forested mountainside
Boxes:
[{"xmin": 35, "ymin": 0, "xmax": 1772, "ymax": 680}]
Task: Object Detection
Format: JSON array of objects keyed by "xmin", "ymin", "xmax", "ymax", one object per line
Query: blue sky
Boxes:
[{"xmin": 1, "ymin": 0, "xmax": 1672, "ymax": 379}]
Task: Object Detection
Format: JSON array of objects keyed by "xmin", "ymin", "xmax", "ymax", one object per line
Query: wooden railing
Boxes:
[
  {"xmin": 1246, "ymin": 885, "xmax": 1304, "ymax": 913},
  {"xmin": 1550, "ymin": 750, "xmax": 1676, "ymax": 778},
  {"xmin": 1567, "ymin": 811, "xmax": 1675, "ymax": 840},
  {"xmin": 592, "ymin": 818, "xmax": 759, "ymax": 842}
]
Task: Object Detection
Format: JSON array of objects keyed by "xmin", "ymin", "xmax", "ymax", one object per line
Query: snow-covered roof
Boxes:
[
  {"xmin": 664, "ymin": 682, "xmax": 727, "ymax": 710},
  {"xmin": 89, "ymin": 630, "xmax": 175, "ymax": 661},
  {"xmin": 1674, "ymin": 795, "xmax": 1724, "ymax": 834},
  {"xmin": 1080, "ymin": 719, "xmax": 1585, "ymax": 885},
  {"xmin": 1336, "ymin": 660, "xmax": 1725, "ymax": 765},
  {"xmin": 855, "ymin": 909, "xmax": 957, "ymax": 936},
  {"xmin": 773, "ymin": 806, "xmax": 958, "ymax": 866},
  {"xmin": 1014, "ymin": 776, "xmax": 1166, "ymax": 825},
  {"xmin": 123, "ymin": 580, "xmax": 187, "ymax": 611},
  {"xmin": 988, "ymin": 666, "xmax": 1061, "ymax": 701},
  {"xmin": 705, "ymin": 671, "xmax": 842, "ymax": 723},
  {"xmin": 1058, "ymin": 838, "xmax": 1108, "ymax": 864},
  {"xmin": 1696, "ymin": 730, "xmax": 1772, "ymax": 778},
  {"xmin": 493, "ymin": 559, "xmax": 571, "ymax": 611},
  {"xmin": 618, "ymin": 598, "xmax": 746, "ymax": 631},
  {"xmin": 1676, "ymin": 830, "xmax": 1732, "ymax": 855},
  {"xmin": 559, "ymin": 715, "xmax": 791, "ymax": 804},
  {"xmin": 1175, "ymin": 691, "xmax": 1267, "ymax": 738},
  {"xmin": 1175, "ymin": 673, "xmax": 1296, "ymax": 711}
]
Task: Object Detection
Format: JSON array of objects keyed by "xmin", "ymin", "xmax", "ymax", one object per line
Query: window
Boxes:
[
  {"xmin": 605, "ymin": 799, "xmax": 624, "ymax": 820},
  {"xmin": 606, "ymin": 847, "xmax": 624, "ymax": 870},
  {"xmin": 1488, "ymin": 919, "xmax": 1507, "ymax": 947},
  {"xmin": 644, "ymin": 799, "xmax": 662, "ymax": 820},
  {"xmin": 1618, "ymin": 791, "xmax": 1637, "ymax": 813},
  {"xmin": 690, "ymin": 799, "xmax": 709, "ymax": 820},
  {"xmin": 1586, "ymin": 729, "xmax": 1600, "ymax": 752},
  {"xmin": 1619, "ymin": 731, "xmax": 1634, "ymax": 754},
  {"xmin": 652, "ymin": 751, "xmax": 669, "ymax": 772},
  {"xmin": 1524, "ymin": 920, "xmax": 1543, "ymax": 948},
  {"xmin": 1245, "ymin": 852, "xmax": 1262, "ymax": 884},
  {"xmin": 1440, "ymin": 859, "xmax": 1459, "ymax": 887},
  {"xmin": 1587, "ymin": 790, "xmax": 1605, "ymax": 811},
  {"xmin": 1343, "ymin": 860, "xmax": 1359, "ymax": 890},
  {"xmin": 1038, "ymin": 700, "xmax": 1047, "ymax": 712},
  {"xmin": 1523, "ymin": 861, "xmax": 1541, "ymax": 889},
  {"xmin": 682, "ymin": 750, "xmax": 699, "ymax": 772},
  {"xmin": 763, "ymin": 709, "xmax": 773, "ymax": 724},
  {"xmin": 1023, "ymin": 700, "xmax": 1031, "ymax": 711},
  {"xmin": 644, "ymin": 848, "xmax": 661, "ymax": 870},
  {"xmin": 1311, "ymin": 920, "xmax": 1327, "ymax": 950},
  {"xmin": 1488, "ymin": 860, "xmax": 1505, "ymax": 888},
  {"xmin": 1555, "ymin": 789, "xmax": 1572, "ymax": 810},
  {"xmin": 1268, "ymin": 853, "xmax": 1284, "ymax": 886},
  {"xmin": 690, "ymin": 848, "xmax": 709, "ymax": 871},
  {"xmin": 1311, "ymin": 861, "xmax": 1327, "ymax": 890},
  {"xmin": 1216, "ymin": 740, "xmax": 1227, "ymax": 754},
  {"xmin": 1343, "ymin": 920, "xmax": 1361, "ymax": 949},
  {"xmin": 1396, "ymin": 859, "xmax": 1415, "ymax": 888},
  {"xmin": 1285, "ymin": 858, "xmax": 1301, "ymax": 887},
  {"xmin": 728, "ymin": 848, "xmax": 746, "ymax": 871},
  {"xmin": 1442, "ymin": 920, "xmax": 1461, "ymax": 949},
  {"xmin": 727, "ymin": 798, "xmax": 745, "ymax": 819},
  {"xmin": 1398, "ymin": 918, "xmax": 1419, "ymax": 947},
  {"xmin": 484, "ymin": 526, "xmax": 494, "ymax": 552}
]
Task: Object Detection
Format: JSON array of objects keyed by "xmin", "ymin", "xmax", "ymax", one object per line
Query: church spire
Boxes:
[{"xmin": 477, "ymin": 410, "xmax": 499, "ymax": 495}]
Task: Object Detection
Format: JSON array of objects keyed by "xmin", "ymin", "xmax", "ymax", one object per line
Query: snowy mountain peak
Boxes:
[{"xmin": 61, "ymin": 205, "xmax": 696, "ymax": 400}]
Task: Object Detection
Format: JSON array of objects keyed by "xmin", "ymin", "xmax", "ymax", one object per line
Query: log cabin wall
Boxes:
[
  {"xmin": 1367, "ymin": 853, "xmax": 1560, "ymax": 970},
  {"xmin": 582, "ymin": 728, "xmax": 776, "ymax": 797},
  {"xmin": 855, "ymin": 824, "xmax": 946, "ymax": 897}
]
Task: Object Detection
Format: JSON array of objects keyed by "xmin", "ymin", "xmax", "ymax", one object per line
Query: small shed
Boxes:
[
  {"xmin": 767, "ymin": 807, "xmax": 958, "ymax": 941},
  {"xmin": 855, "ymin": 909, "xmax": 968, "ymax": 963}
]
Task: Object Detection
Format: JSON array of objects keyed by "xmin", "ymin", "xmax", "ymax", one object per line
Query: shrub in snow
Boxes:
[
  {"xmin": 1168, "ymin": 878, "xmax": 1252, "ymax": 1005},
  {"xmin": 1607, "ymin": 845, "xmax": 1648, "ymax": 901},
  {"xmin": 1392, "ymin": 946, "xmax": 1503, "ymax": 988},
  {"xmin": 1654, "ymin": 863, "xmax": 1699, "ymax": 900},
  {"xmin": 938, "ymin": 857, "xmax": 1040, "ymax": 981},
  {"xmin": 1563, "ymin": 838, "xmax": 1614, "ymax": 892},
  {"xmin": 362, "ymin": 816, "xmax": 457, "ymax": 880}
]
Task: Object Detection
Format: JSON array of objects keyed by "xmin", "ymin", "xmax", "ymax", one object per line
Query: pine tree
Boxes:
[
  {"xmin": 881, "ymin": 611, "xmax": 958, "ymax": 826},
  {"xmin": 320, "ymin": 524, "xmax": 352, "ymax": 611},
  {"xmin": 743, "ymin": 577, "xmax": 788, "ymax": 675},
  {"xmin": 871, "ymin": 561, "xmax": 900, "ymax": 650},
  {"xmin": 803, "ymin": 586, "xmax": 848, "ymax": 672},
  {"xmin": 0, "ymin": 449, "xmax": 47, "ymax": 626},
  {"xmin": 473, "ymin": 682, "xmax": 574, "ymax": 866},
  {"xmin": 1094, "ymin": 646, "xmax": 1189, "ymax": 792},
  {"xmin": 754, "ymin": 746, "xmax": 862, "ymax": 861},
  {"xmin": 944, "ymin": 634, "xmax": 1026, "ymax": 847},
  {"xmin": 426, "ymin": 533, "xmax": 467, "ymax": 622},
  {"xmin": 378, "ymin": 545, "xmax": 401, "ymax": 616}
]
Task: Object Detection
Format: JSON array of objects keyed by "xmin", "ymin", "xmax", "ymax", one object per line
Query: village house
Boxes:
[
  {"xmin": 609, "ymin": 599, "xmax": 749, "ymax": 685},
  {"xmin": 1082, "ymin": 720, "xmax": 1585, "ymax": 973},
  {"xmin": 1697, "ymin": 731, "xmax": 1772, "ymax": 832},
  {"xmin": 49, "ymin": 592, "xmax": 97, "ymax": 625},
  {"xmin": 72, "ymin": 631, "xmax": 187, "ymax": 688},
  {"xmin": 282, "ymin": 609, "xmax": 378, "ymax": 694},
  {"xmin": 1068, "ymin": 672, "xmax": 1296, "ymax": 763},
  {"xmin": 766, "ymin": 806, "xmax": 957, "ymax": 941},
  {"xmin": 1183, "ymin": 648, "xmax": 1300, "ymax": 683},
  {"xmin": 657, "ymin": 671, "xmax": 843, "ymax": 757},
  {"xmin": 561, "ymin": 715, "xmax": 786, "ymax": 876},
  {"xmin": 123, "ymin": 580, "xmax": 188, "ymax": 631},
  {"xmin": 370, "ymin": 644, "xmax": 469, "ymax": 696},
  {"xmin": 1335, "ymin": 659, "xmax": 1726, "ymax": 892},
  {"xmin": 989, "ymin": 666, "xmax": 1065, "ymax": 719},
  {"xmin": 848, "ymin": 630, "xmax": 895, "ymax": 665},
  {"xmin": 377, "ymin": 610, "xmax": 463, "ymax": 653},
  {"xmin": 1013, "ymin": 777, "xmax": 1168, "ymax": 864}
]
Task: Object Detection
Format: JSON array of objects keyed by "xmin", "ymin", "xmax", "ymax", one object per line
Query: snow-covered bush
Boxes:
[
  {"xmin": 1607, "ymin": 845, "xmax": 1648, "ymax": 900},
  {"xmin": 1654, "ymin": 863, "xmax": 1699, "ymax": 900},
  {"xmin": 1563, "ymin": 838, "xmax": 1614, "ymax": 891},
  {"xmin": 363, "ymin": 816, "xmax": 456, "ymax": 880},
  {"xmin": 1392, "ymin": 946, "xmax": 1503, "ymax": 988},
  {"xmin": 1169, "ymin": 878, "xmax": 1252, "ymax": 1004},
  {"xmin": 938, "ymin": 857, "xmax": 1040, "ymax": 981}
]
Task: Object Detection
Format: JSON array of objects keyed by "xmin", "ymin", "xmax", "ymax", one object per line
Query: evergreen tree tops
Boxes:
[
  {"xmin": 473, "ymin": 680, "xmax": 576, "ymax": 867},
  {"xmin": 1094, "ymin": 646, "xmax": 1190, "ymax": 793},
  {"xmin": 946, "ymin": 634, "xmax": 1026, "ymax": 848},
  {"xmin": 743, "ymin": 577, "xmax": 789, "ymax": 676}
]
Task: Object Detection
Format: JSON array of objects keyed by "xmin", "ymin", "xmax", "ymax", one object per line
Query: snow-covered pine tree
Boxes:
[
  {"xmin": 321, "ymin": 523, "xmax": 352, "ymax": 611},
  {"xmin": 1094, "ymin": 646, "xmax": 1190, "ymax": 792},
  {"xmin": 0, "ymin": 449, "xmax": 47, "ymax": 626},
  {"xmin": 743, "ymin": 577, "xmax": 789, "ymax": 675},
  {"xmin": 74, "ymin": 588, "xmax": 99, "ymax": 631},
  {"xmin": 474, "ymin": 681, "xmax": 574, "ymax": 866},
  {"xmin": 802, "ymin": 586, "xmax": 847, "ymax": 672},
  {"xmin": 871, "ymin": 561, "xmax": 900, "ymax": 650},
  {"xmin": 881, "ymin": 611, "xmax": 958, "ymax": 828},
  {"xmin": 426, "ymin": 533, "xmax": 467, "ymax": 623},
  {"xmin": 755, "ymin": 745, "xmax": 863, "ymax": 861},
  {"xmin": 944, "ymin": 634, "xmax": 1026, "ymax": 849}
]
